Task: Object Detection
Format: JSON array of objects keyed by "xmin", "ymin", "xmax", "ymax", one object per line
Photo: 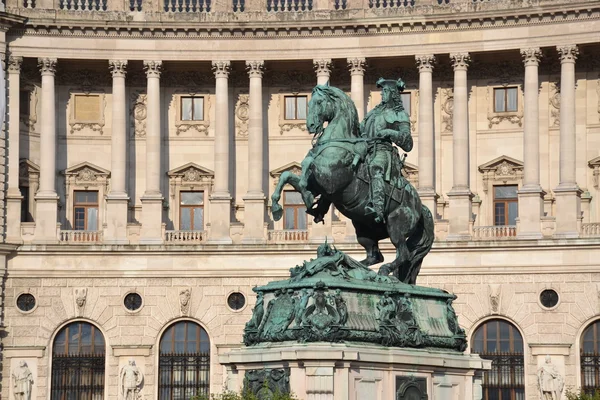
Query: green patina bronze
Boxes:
[{"xmin": 243, "ymin": 79, "xmax": 467, "ymax": 354}]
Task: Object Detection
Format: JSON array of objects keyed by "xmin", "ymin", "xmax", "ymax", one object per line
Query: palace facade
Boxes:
[{"xmin": 0, "ymin": 0, "xmax": 600, "ymax": 398}]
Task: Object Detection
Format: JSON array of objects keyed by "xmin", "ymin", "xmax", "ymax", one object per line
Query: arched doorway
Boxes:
[
  {"xmin": 158, "ymin": 320, "xmax": 210, "ymax": 399},
  {"xmin": 581, "ymin": 319, "xmax": 600, "ymax": 394},
  {"xmin": 51, "ymin": 321, "xmax": 106, "ymax": 399},
  {"xmin": 471, "ymin": 319, "xmax": 525, "ymax": 400}
]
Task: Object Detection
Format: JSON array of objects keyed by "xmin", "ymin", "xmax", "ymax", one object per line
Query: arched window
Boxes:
[
  {"xmin": 581, "ymin": 320, "xmax": 600, "ymax": 394},
  {"xmin": 51, "ymin": 321, "xmax": 105, "ymax": 399},
  {"xmin": 159, "ymin": 321, "xmax": 210, "ymax": 399},
  {"xmin": 471, "ymin": 319, "xmax": 525, "ymax": 400}
]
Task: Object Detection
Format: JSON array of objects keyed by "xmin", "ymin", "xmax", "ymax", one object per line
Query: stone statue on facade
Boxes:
[
  {"xmin": 120, "ymin": 359, "xmax": 143, "ymax": 400},
  {"xmin": 537, "ymin": 355, "xmax": 564, "ymax": 400},
  {"xmin": 179, "ymin": 288, "xmax": 191, "ymax": 316},
  {"xmin": 271, "ymin": 80, "xmax": 433, "ymax": 284},
  {"xmin": 12, "ymin": 361, "xmax": 33, "ymax": 400}
]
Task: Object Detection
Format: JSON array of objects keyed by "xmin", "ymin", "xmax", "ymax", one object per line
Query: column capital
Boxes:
[
  {"xmin": 450, "ymin": 53, "xmax": 470, "ymax": 71},
  {"xmin": 109, "ymin": 60, "xmax": 128, "ymax": 78},
  {"xmin": 38, "ymin": 58, "xmax": 57, "ymax": 76},
  {"xmin": 314, "ymin": 58, "xmax": 333, "ymax": 78},
  {"xmin": 212, "ymin": 61, "xmax": 231, "ymax": 78},
  {"xmin": 246, "ymin": 60, "xmax": 264, "ymax": 78},
  {"xmin": 143, "ymin": 60, "xmax": 162, "ymax": 78},
  {"xmin": 7, "ymin": 56, "xmax": 22, "ymax": 73},
  {"xmin": 520, "ymin": 48, "xmax": 542, "ymax": 66},
  {"xmin": 347, "ymin": 57, "xmax": 366, "ymax": 76},
  {"xmin": 415, "ymin": 55, "xmax": 435, "ymax": 72},
  {"xmin": 557, "ymin": 45, "xmax": 578, "ymax": 64}
]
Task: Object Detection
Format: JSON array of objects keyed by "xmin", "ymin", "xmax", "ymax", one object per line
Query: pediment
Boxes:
[
  {"xmin": 478, "ymin": 155, "xmax": 523, "ymax": 174},
  {"xmin": 19, "ymin": 159, "xmax": 40, "ymax": 178},
  {"xmin": 403, "ymin": 162, "xmax": 418, "ymax": 173},
  {"xmin": 167, "ymin": 162, "xmax": 214, "ymax": 182},
  {"xmin": 270, "ymin": 161, "xmax": 302, "ymax": 177},
  {"xmin": 589, "ymin": 156, "xmax": 600, "ymax": 168},
  {"xmin": 63, "ymin": 162, "xmax": 110, "ymax": 180}
]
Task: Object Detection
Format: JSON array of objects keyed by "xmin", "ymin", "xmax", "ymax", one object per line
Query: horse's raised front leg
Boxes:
[{"xmin": 271, "ymin": 171, "xmax": 314, "ymax": 221}]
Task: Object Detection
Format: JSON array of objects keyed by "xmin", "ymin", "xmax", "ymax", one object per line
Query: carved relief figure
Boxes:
[
  {"xmin": 12, "ymin": 361, "xmax": 33, "ymax": 400},
  {"xmin": 120, "ymin": 359, "xmax": 144, "ymax": 400},
  {"xmin": 489, "ymin": 284, "xmax": 501, "ymax": 313},
  {"xmin": 537, "ymin": 355, "xmax": 564, "ymax": 400},
  {"xmin": 74, "ymin": 288, "xmax": 87, "ymax": 314},
  {"xmin": 179, "ymin": 288, "xmax": 191, "ymax": 316}
]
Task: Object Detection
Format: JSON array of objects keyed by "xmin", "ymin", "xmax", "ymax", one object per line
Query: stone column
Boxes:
[
  {"xmin": 34, "ymin": 58, "xmax": 59, "ymax": 243},
  {"xmin": 517, "ymin": 48, "xmax": 545, "ymax": 239},
  {"xmin": 447, "ymin": 53, "xmax": 472, "ymax": 241},
  {"xmin": 314, "ymin": 59, "xmax": 332, "ymax": 86},
  {"xmin": 140, "ymin": 60, "xmax": 163, "ymax": 244},
  {"xmin": 416, "ymin": 54, "xmax": 438, "ymax": 217},
  {"xmin": 6, "ymin": 56, "xmax": 23, "ymax": 243},
  {"xmin": 208, "ymin": 61, "xmax": 233, "ymax": 244},
  {"xmin": 311, "ymin": 59, "xmax": 333, "ymax": 243},
  {"xmin": 242, "ymin": 60, "xmax": 266, "ymax": 243},
  {"xmin": 347, "ymin": 57, "xmax": 366, "ymax": 120},
  {"xmin": 106, "ymin": 60, "xmax": 129, "ymax": 244},
  {"xmin": 554, "ymin": 45, "xmax": 582, "ymax": 238}
]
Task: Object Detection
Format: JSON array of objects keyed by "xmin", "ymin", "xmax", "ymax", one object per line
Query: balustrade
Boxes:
[
  {"xmin": 268, "ymin": 229, "xmax": 309, "ymax": 243},
  {"xmin": 164, "ymin": 230, "xmax": 206, "ymax": 243},
  {"xmin": 59, "ymin": 230, "xmax": 103, "ymax": 243},
  {"xmin": 130, "ymin": 0, "xmax": 142, "ymax": 10},
  {"xmin": 164, "ymin": 0, "xmax": 210, "ymax": 11},
  {"xmin": 369, "ymin": 0, "xmax": 413, "ymax": 8},
  {"xmin": 266, "ymin": 0, "xmax": 312, "ymax": 12},
  {"xmin": 582, "ymin": 223, "xmax": 600, "ymax": 238},
  {"xmin": 59, "ymin": 0, "xmax": 107, "ymax": 10},
  {"xmin": 472, "ymin": 225, "xmax": 516, "ymax": 240}
]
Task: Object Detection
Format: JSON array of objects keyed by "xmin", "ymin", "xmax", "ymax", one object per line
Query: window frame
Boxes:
[
  {"xmin": 283, "ymin": 95, "xmax": 308, "ymax": 121},
  {"xmin": 493, "ymin": 185, "xmax": 518, "ymax": 227},
  {"xmin": 180, "ymin": 95, "xmax": 205, "ymax": 122},
  {"xmin": 493, "ymin": 87, "xmax": 518, "ymax": 113},
  {"xmin": 581, "ymin": 320, "xmax": 600, "ymax": 394},
  {"xmin": 179, "ymin": 190, "xmax": 204, "ymax": 231},
  {"xmin": 73, "ymin": 190, "xmax": 100, "ymax": 231},
  {"xmin": 283, "ymin": 190, "xmax": 307, "ymax": 230}
]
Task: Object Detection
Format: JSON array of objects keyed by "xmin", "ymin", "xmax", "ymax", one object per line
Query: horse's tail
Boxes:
[{"xmin": 405, "ymin": 205, "xmax": 435, "ymax": 284}]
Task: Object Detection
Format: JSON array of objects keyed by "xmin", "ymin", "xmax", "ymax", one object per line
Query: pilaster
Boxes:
[{"xmin": 6, "ymin": 56, "xmax": 22, "ymax": 243}]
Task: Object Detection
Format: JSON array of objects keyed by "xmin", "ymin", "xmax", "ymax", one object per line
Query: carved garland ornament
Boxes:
[
  {"xmin": 440, "ymin": 87, "xmax": 454, "ymax": 133},
  {"xmin": 235, "ymin": 93, "xmax": 250, "ymax": 137},
  {"xmin": 549, "ymin": 81, "xmax": 560, "ymax": 128},
  {"xmin": 130, "ymin": 91, "xmax": 148, "ymax": 138}
]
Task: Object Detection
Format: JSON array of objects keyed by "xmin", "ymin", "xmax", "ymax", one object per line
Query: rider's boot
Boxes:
[{"xmin": 365, "ymin": 175, "xmax": 385, "ymax": 223}]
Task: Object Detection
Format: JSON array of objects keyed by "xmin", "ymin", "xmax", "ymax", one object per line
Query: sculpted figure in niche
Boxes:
[
  {"xmin": 179, "ymin": 288, "xmax": 191, "ymax": 315},
  {"xmin": 537, "ymin": 355, "xmax": 564, "ymax": 400},
  {"xmin": 120, "ymin": 359, "xmax": 144, "ymax": 400},
  {"xmin": 12, "ymin": 360, "xmax": 34, "ymax": 400}
]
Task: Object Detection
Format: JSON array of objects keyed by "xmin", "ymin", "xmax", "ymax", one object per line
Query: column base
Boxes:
[
  {"xmin": 242, "ymin": 195, "xmax": 266, "ymax": 244},
  {"xmin": 105, "ymin": 194, "xmax": 130, "ymax": 245},
  {"xmin": 33, "ymin": 194, "xmax": 59, "ymax": 244},
  {"xmin": 6, "ymin": 194, "xmax": 23, "ymax": 244},
  {"xmin": 516, "ymin": 185, "xmax": 545, "ymax": 240},
  {"xmin": 140, "ymin": 194, "xmax": 163, "ymax": 245},
  {"xmin": 208, "ymin": 194, "xmax": 233, "ymax": 244},
  {"xmin": 418, "ymin": 188, "xmax": 439, "ymax": 219},
  {"xmin": 553, "ymin": 185, "xmax": 582, "ymax": 239},
  {"xmin": 446, "ymin": 188, "xmax": 473, "ymax": 242}
]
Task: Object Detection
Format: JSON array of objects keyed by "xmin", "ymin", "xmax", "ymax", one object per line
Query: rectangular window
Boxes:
[
  {"xmin": 493, "ymin": 185, "xmax": 518, "ymax": 226},
  {"xmin": 73, "ymin": 190, "xmax": 99, "ymax": 231},
  {"xmin": 181, "ymin": 97, "xmax": 204, "ymax": 121},
  {"xmin": 493, "ymin": 87, "xmax": 518, "ymax": 113},
  {"xmin": 180, "ymin": 191, "xmax": 204, "ymax": 230},
  {"xmin": 283, "ymin": 191, "xmax": 307, "ymax": 230},
  {"xmin": 74, "ymin": 94, "xmax": 101, "ymax": 122},
  {"xmin": 284, "ymin": 96, "xmax": 308, "ymax": 120},
  {"xmin": 19, "ymin": 185, "xmax": 30, "ymax": 222},
  {"xmin": 19, "ymin": 91, "xmax": 30, "ymax": 117},
  {"xmin": 401, "ymin": 92, "xmax": 411, "ymax": 115}
]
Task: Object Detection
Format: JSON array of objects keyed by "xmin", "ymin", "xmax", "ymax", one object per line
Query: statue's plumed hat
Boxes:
[{"xmin": 376, "ymin": 77, "xmax": 406, "ymax": 93}]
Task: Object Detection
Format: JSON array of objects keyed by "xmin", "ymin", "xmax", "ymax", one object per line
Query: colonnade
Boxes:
[{"xmin": 4, "ymin": 47, "xmax": 583, "ymax": 244}]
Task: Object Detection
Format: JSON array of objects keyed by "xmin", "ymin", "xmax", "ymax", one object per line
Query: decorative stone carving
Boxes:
[
  {"xmin": 403, "ymin": 162, "xmax": 419, "ymax": 189},
  {"xmin": 143, "ymin": 60, "xmax": 162, "ymax": 78},
  {"xmin": 74, "ymin": 288, "xmax": 87, "ymax": 315},
  {"xmin": 270, "ymin": 162, "xmax": 302, "ymax": 187},
  {"xmin": 347, "ymin": 57, "xmax": 366, "ymax": 75},
  {"xmin": 557, "ymin": 45, "xmax": 579, "ymax": 63},
  {"xmin": 58, "ymin": 68, "xmax": 111, "ymax": 92},
  {"xmin": 280, "ymin": 121, "xmax": 307, "ymax": 135},
  {"xmin": 440, "ymin": 87, "xmax": 454, "ymax": 133},
  {"xmin": 478, "ymin": 155, "xmax": 524, "ymax": 193},
  {"xmin": 415, "ymin": 54, "xmax": 435, "ymax": 72},
  {"xmin": 549, "ymin": 80, "xmax": 560, "ymax": 127},
  {"xmin": 537, "ymin": 355, "xmax": 564, "ymax": 400},
  {"xmin": 68, "ymin": 91, "xmax": 106, "ymax": 135},
  {"xmin": 521, "ymin": 47, "xmax": 542, "ymax": 66},
  {"xmin": 489, "ymin": 284, "xmax": 501, "ymax": 313},
  {"xmin": 130, "ymin": 90, "xmax": 147, "ymax": 138},
  {"xmin": 212, "ymin": 60, "xmax": 231, "ymax": 78},
  {"xmin": 8, "ymin": 56, "xmax": 22, "ymax": 73},
  {"xmin": 12, "ymin": 360, "xmax": 33, "ymax": 400},
  {"xmin": 179, "ymin": 288, "xmax": 191, "ymax": 316},
  {"xmin": 396, "ymin": 376, "xmax": 427, "ymax": 400},
  {"xmin": 450, "ymin": 52, "xmax": 470, "ymax": 71},
  {"xmin": 589, "ymin": 156, "xmax": 600, "ymax": 189},
  {"xmin": 235, "ymin": 93, "xmax": 250, "ymax": 137},
  {"xmin": 119, "ymin": 359, "xmax": 144, "ymax": 400},
  {"xmin": 486, "ymin": 85, "xmax": 523, "ymax": 129},
  {"xmin": 64, "ymin": 163, "xmax": 110, "ymax": 188},
  {"xmin": 313, "ymin": 58, "xmax": 333, "ymax": 80},
  {"xmin": 38, "ymin": 57, "xmax": 57, "ymax": 75},
  {"xmin": 243, "ymin": 368, "xmax": 290, "ymax": 399},
  {"xmin": 109, "ymin": 60, "xmax": 128, "ymax": 78},
  {"xmin": 19, "ymin": 84, "xmax": 38, "ymax": 130},
  {"xmin": 246, "ymin": 60, "xmax": 264, "ymax": 78}
]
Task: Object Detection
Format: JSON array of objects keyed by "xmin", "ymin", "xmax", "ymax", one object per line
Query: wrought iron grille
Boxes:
[
  {"xmin": 159, "ymin": 353, "xmax": 210, "ymax": 400},
  {"xmin": 581, "ymin": 352, "xmax": 600, "ymax": 394},
  {"xmin": 479, "ymin": 353, "xmax": 525, "ymax": 400},
  {"xmin": 51, "ymin": 354, "xmax": 105, "ymax": 400}
]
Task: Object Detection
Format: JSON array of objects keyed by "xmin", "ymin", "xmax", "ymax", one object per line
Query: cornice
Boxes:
[{"xmin": 5, "ymin": 2, "xmax": 600, "ymax": 40}]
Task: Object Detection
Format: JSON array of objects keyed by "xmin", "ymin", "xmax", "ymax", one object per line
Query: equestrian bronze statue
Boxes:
[{"xmin": 271, "ymin": 79, "xmax": 434, "ymax": 285}]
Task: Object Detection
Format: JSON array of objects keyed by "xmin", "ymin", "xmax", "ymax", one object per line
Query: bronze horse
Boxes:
[{"xmin": 271, "ymin": 84, "xmax": 434, "ymax": 284}]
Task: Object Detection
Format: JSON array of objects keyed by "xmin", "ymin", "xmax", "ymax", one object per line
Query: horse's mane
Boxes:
[{"xmin": 313, "ymin": 85, "xmax": 360, "ymax": 137}]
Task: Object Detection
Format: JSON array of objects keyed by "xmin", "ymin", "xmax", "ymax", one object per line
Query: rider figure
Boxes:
[{"xmin": 360, "ymin": 78, "xmax": 413, "ymax": 223}]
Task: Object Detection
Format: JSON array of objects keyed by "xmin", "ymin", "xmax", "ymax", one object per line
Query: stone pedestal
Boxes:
[
  {"xmin": 33, "ymin": 195, "xmax": 59, "ymax": 243},
  {"xmin": 446, "ymin": 189, "xmax": 473, "ymax": 241},
  {"xmin": 6, "ymin": 193, "xmax": 23, "ymax": 243},
  {"xmin": 139, "ymin": 195, "xmax": 163, "ymax": 244},
  {"xmin": 208, "ymin": 195, "xmax": 233, "ymax": 244},
  {"xmin": 517, "ymin": 187, "xmax": 545, "ymax": 239},
  {"xmin": 553, "ymin": 187, "xmax": 582, "ymax": 239},
  {"xmin": 105, "ymin": 195, "xmax": 130, "ymax": 244},
  {"xmin": 221, "ymin": 343, "xmax": 490, "ymax": 400},
  {"xmin": 242, "ymin": 196, "xmax": 267, "ymax": 244}
]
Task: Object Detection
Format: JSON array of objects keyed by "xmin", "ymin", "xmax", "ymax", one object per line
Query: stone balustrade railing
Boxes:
[
  {"xmin": 7, "ymin": 0, "xmax": 589, "ymax": 20},
  {"xmin": 58, "ymin": 230, "xmax": 103, "ymax": 243},
  {"xmin": 164, "ymin": 230, "xmax": 206, "ymax": 243},
  {"xmin": 268, "ymin": 229, "xmax": 309, "ymax": 243},
  {"xmin": 472, "ymin": 225, "xmax": 516, "ymax": 240},
  {"xmin": 582, "ymin": 223, "xmax": 600, "ymax": 238}
]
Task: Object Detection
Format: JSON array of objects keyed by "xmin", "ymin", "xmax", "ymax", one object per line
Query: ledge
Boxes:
[
  {"xmin": 3, "ymin": 346, "xmax": 46, "ymax": 358},
  {"xmin": 112, "ymin": 344, "xmax": 153, "ymax": 356},
  {"xmin": 529, "ymin": 343, "xmax": 572, "ymax": 356}
]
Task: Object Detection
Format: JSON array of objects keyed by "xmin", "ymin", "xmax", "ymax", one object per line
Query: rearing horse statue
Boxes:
[{"xmin": 271, "ymin": 83, "xmax": 434, "ymax": 285}]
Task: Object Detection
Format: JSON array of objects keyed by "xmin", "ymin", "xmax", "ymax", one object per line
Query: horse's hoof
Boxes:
[
  {"xmin": 378, "ymin": 264, "xmax": 392, "ymax": 276},
  {"xmin": 272, "ymin": 203, "xmax": 283, "ymax": 221}
]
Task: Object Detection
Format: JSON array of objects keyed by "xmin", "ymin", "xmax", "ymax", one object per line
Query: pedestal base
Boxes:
[
  {"xmin": 208, "ymin": 194, "xmax": 233, "ymax": 244},
  {"xmin": 553, "ymin": 186, "xmax": 582, "ymax": 239},
  {"xmin": 446, "ymin": 189, "xmax": 473, "ymax": 241},
  {"xmin": 221, "ymin": 343, "xmax": 490, "ymax": 400},
  {"xmin": 105, "ymin": 195, "xmax": 130, "ymax": 244},
  {"xmin": 517, "ymin": 186, "xmax": 545, "ymax": 240},
  {"xmin": 140, "ymin": 194, "xmax": 163, "ymax": 245},
  {"xmin": 6, "ymin": 195, "xmax": 23, "ymax": 244},
  {"xmin": 33, "ymin": 194, "xmax": 59, "ymax": 244},
  {"xmin": 242, "ymin": 195, "xmax": 266, "ymax": 244}
]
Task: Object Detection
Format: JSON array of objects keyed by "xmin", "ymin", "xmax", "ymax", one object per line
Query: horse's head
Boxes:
[{"xmin": 307, "ymin": 83, "xmax": 360, "ymax": 140}]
